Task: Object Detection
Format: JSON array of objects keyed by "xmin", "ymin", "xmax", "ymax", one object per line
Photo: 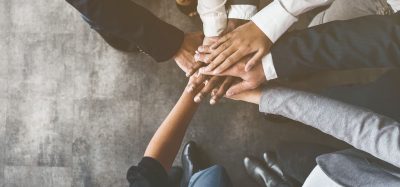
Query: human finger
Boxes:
[
  {"xmin": 197, "ymin": 45, "xmax": 213, "ymax": 53},
  {"xmin": 194, "ymin": 76, "xmax": 222, "ymax": 103},
  {"xmin": 226, "ymin": 81, "xmax": 255, "ymax": 97},
  {"xmin": 203, "ymin": 47, "xmax": 237, "ymax": 72},
  {"xmin": 245, "ymin": 49, "xmax": 265, "ymax": 72},
  {"xmin": 210, "ymin": 77, "xmax": 235, "ymax": 105},
  {"xmin": 205, "ymin": 40, "xmax": 232, "ymax": 64},
  {"xmin": 210, "ymin": 33, "xmax": 231, "ymax": 50},
  {"xmin": 213, "ymin": 50, "xmax": 246, "ymax": 74},
  {"xmin": 186, "ymin": 74, "xmax": 209, "ymax": 93}
]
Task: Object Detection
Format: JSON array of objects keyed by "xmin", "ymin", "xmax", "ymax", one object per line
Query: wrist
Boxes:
[{"xmin": 226, "ymin": 19, "xmax": 248, "ymax": 33}]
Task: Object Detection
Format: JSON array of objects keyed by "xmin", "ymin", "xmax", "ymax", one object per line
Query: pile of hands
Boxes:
[{"xmin": 174, "ymin": 19, "xmax": 273, "ymax": 104}]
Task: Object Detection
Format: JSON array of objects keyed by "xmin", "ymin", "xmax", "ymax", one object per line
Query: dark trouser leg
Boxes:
[{"xmin": 274, "ymin": 142, "xmax": 337, "ymax": 184}]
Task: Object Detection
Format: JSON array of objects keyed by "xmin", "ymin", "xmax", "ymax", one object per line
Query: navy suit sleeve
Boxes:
[
  {"xmin": 270, "ymin": 13, "xmax": 400, "ymax": 79},
  {"xmin": 66, "ymin": 0, "xmax": 184, "ymax": 62}
]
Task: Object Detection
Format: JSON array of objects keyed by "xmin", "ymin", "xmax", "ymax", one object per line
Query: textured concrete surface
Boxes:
[{"xmin": 4, "ymin": 0, "xmax": 398, "ymax": 187}]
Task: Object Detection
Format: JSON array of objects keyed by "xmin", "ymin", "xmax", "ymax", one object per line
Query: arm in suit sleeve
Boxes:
[
  {"xmin": 259, "ymin": 87, "xmax": 400, "ymax": 168},
  {"xmin": 66, "ymin": 0, "xmax": 184, "ymax": 62},
  {"xmin": 270, "ymin": 13, "xmax": 400, "ymax": 78}
]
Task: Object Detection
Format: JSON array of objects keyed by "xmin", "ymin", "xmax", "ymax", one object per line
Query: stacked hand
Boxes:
[
  {"xmin": 185, "ymin": 19, "xmax": 250, "ymax": 105},
  {"xmin": 175, "ymin": 21, "xmax": 271, "ymax": 105},
  {"xmin": 198, "ymin": 21, "xmax": 272, "ymax": 73}
]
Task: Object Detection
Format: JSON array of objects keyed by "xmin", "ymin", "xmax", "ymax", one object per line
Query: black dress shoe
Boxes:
[
  {"xmin": 263, "ymin": 152, "xmax": 286, "ymax": 180},
  {"xmin": 244, "ymin": 156, "xmax": 291, "ymax": 187},
  {"xmin": 181, "ymin": 141, "xmax": 202, "ymax": 187},
  {"xmin": 168, "ymin": 166, "xmax": 183, "ymax": 187}
]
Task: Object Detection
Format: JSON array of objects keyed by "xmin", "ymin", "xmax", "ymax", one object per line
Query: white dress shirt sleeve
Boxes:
[
  {"xmin": 251, "ymin": 0, "xmax": 334, "ymax": 43},
  {"xmin": 261, "ymin": 53, "xmax": 278, "ymax": 80},
  {"xmin": 253, "ymin": 0, "xmax": 334, "ymax": 80},
  {"xmin": 228, "ymin": 5, "xmax": 258, "ymax": 20},
  {"xmin": 387, "ymin": 0, "xmax": 400, "ymax": 12},
  {"xmin": 197, "ymin": 0, "xmax": 228, "ymax": 37}
]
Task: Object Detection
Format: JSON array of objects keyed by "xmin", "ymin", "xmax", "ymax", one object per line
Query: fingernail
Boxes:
[
  {"xmin": 204, "ymin": 80, "xmax": 208, "ymax": 85},
  {"xmin": 194, "ymin": 54, "xmax": 200, "ymax": 61},
  {"xmin": 198, "ymin": 46, "xmax": 204, "ymax": 51},
  {"xmin": 226, "ymin": 91, "xmax": 234, "ymax": 96},
  {"xmin": 196, "ymin": 71, "xmax": 201, "ymax": 77},
  {"xmin": 211, "ymin": 91, "xmax": 216, "ymax": 97},
  {"xmin": 185, "ymin": 72, "xmax": 190, "ymax": 77},
  {"xmin": 210, "ymin": 99, "xmax": 216, "ymax": 105},
  {"xmin": 195, "ymin": 50, "xmax": 199, "ymax": 54},
  {"xmin": 199, "ymin": 68, "xmax": 205, "ymax": 73},
  {"xmin": 194, "ymin": 95, "xmax": 202, "ymax": 103}
]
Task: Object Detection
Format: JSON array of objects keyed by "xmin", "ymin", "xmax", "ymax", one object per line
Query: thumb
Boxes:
[{"xmin": 226, "ymin": 81, "xmax": 253, "ymax": 96}]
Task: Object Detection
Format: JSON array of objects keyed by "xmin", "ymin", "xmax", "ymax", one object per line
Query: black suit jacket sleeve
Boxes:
[
  {"xmin": 270, "ymin": 13, "xmax": 400, "ymax": 79},
  {"xmin": 66, "ymin": 0, "xmax": 184, "ymax": 62}
]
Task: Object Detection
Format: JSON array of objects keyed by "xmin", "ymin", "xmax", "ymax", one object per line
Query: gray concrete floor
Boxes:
[{"xmin": 0, "ymin": 0, "xmax": 354, "ymax": 186}]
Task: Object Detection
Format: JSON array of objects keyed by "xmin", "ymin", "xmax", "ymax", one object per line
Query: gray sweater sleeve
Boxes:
[{"xmin": 260, "ymin": 87, "xmax": 400, "ymax": 167}]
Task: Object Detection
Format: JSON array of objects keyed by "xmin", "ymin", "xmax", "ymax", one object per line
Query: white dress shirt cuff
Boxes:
[
  {"xmin": 228, "ymin": 5, "xmax": 258, "ymax": 20},
  {"xmin": 201, "ymin": 13, "xmax": 227, "ymax": 37},
  {"xmin": 262, "ymin": 53, "xmax": 278, "ymax": 80},
  {"xmin": 251, "ymin": 0, "xmax": 298, "ymax": 43}
]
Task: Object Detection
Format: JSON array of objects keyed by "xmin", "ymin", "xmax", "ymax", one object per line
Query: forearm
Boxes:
[
  {"xmin": 66, "ymin": 0, "xmax": 184, "ymax": 61},
  {"xmin": 259, "ymin": 87, "xmax": 400, "ymax": 167},
  {"xmin": 144, "ymin": 90, "xmax": 200, "ymax": 171}
]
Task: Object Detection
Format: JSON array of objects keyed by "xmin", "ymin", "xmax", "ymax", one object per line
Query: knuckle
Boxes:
[
  {"xmin": 225, "ymin": 58, "xmax": 233, "ymax": 64},
  {"xmin": 220, "ymin": 54, "xmax": 227, "ymax": 60},
  {"xmin": 248, "ymin": 83, "xmax": 257, "ymax": 89}
]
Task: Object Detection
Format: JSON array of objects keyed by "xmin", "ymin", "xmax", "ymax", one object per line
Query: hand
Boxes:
[
  {"xmin": 194, "ymin": 19, "xmax": 247, "ymax": 63},
  {"xmin": 174, "ymin": 32, "xmax": 204, "ymax": 77},
  {"xmin": 198, "ymin": 21, "xmax": 272, "ymax": 73},
  {"xmin": 200, "ymin": 57, "xmax": 266, "ymax": 96},
  {"xmin": 186, "ymin": 75, "xmax": 236, "ymax": 105},
  {"xmin": 189, "ymin": 36, "xmax": 219, "ymax": 101},
  {"xmin": 188, "ymin": 19, "xmax": 248, "ymax": 104},
  {"xmin": 225, "ymin": 88, "xmax": 261, "ymax": 104},
  {"xmin": 226, "ymin": 19, "xmax": 247, "ymax": 33}
]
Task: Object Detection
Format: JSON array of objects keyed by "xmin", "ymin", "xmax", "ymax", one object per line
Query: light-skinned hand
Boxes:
[
  {"xmin": 197, "ymin": 21, "xmax": 272, "ymax": 73},
  {"xmin": 225, "ymin": 87, "xmax": 261, "ymax": 104}
]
